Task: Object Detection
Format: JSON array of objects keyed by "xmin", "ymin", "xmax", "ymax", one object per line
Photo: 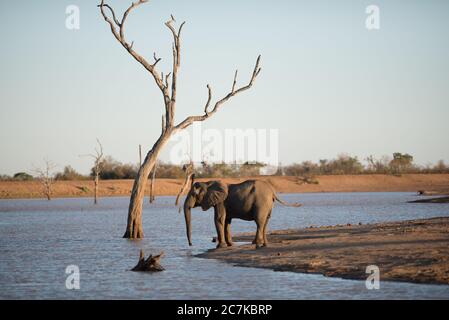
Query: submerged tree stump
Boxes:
[{"xmin": 131, "ymin": 250, "xmax": 165, "ymax": 272}]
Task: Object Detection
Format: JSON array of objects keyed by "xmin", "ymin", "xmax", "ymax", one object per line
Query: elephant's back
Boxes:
[
  {"xmin": 229, "ymin": 180, "xmax": 274, "ymax": 198},
  {"xmin": 227, "ymin": 180, "xmax": 275, "ymax": 216}
]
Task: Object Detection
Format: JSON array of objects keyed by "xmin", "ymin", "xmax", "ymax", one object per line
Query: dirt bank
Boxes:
[
  {"xmin": 197, "ymin": 217, "xmax": 449, "ymax": 285},
  {"xmin": 1, "ymin": 174, "xmax": 449, "ymax": 200}
]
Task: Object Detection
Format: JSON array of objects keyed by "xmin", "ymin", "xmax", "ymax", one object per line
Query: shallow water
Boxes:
[{"xmin": 0, "ymin": 192, "xmax": 449, "ymax": 299}]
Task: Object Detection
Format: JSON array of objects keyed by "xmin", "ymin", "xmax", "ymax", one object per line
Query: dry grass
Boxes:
[{"xmin": 1, "ymin": 174, "xmax": 449, "ymax": 199}]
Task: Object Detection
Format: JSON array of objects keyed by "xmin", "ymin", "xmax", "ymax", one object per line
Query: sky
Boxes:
[{"xmin": 0, "ymin": 0, "xmax": 448, "ymax": 175}]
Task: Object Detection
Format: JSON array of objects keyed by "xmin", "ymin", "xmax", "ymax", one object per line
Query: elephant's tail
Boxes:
[{"xmin": 274, "ymin": 194, "xmax": 302, "ymax": 207}]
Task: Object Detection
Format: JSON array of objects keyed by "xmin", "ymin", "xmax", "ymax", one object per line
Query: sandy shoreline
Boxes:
[
  {"xmin": 1, "ymin": 174, "xmax": 449, "ymax": 200},
  {"xmin": 197, "ymin": 217, "xmax": 449, "ymax": 285}
]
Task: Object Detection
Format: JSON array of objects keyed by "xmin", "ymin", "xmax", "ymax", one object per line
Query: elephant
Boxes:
[{"xmin": 183, "ymin": 179, "xmax": 301, "ymax": 249}]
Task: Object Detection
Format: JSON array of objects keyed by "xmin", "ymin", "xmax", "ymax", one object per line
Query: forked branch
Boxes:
[
  {"xmin": 98, "ymin": 0, "xmax": 167, "ymax": 99},
  {"xmin": 98, "ymin": 1, "xmax": 261, "ymax": 135},
  {"xmin": 175, "ymin": 55, "xmax": 261, "ymax": 130}
]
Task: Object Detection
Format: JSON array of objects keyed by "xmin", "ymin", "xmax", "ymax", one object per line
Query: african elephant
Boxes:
[{"xmin": 183, "ymin": 180, "xmax": 301, "ymax": 249}]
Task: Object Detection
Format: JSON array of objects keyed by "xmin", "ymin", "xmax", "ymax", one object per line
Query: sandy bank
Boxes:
[
  {"xmin": 1, "ymin": 174, "xmax": 449, "ymax": 200},
  {"xmin": 197, "ymin": 217, "xmax": 449, "ymax": 285}
]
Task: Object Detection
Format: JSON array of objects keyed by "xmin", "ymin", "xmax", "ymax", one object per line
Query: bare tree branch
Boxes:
[
  {"xmin": 120, "ymin": 0, "xmax": 148, "ymax": 41},
  {"xmin": 101, "ymin": 3, "xmax": 121, "ymax": 26},
  {"xmin": 153, "ymin": 52, "xmax": 161, "ymax": 67},
  {"xmin": 203, "ymin": 84, "xmax": 212, "ymax": 114},
  {"xmin": 165, "ymin": 72, "xmax": 171, "ymax": 90},
  {"xmin": 33, "ymin": 159, "xmax": 57, "ymax": 201},
  {"xmin": 98, "ymin": 0, "xmax": 168, "ymax": 100},
  {"xmin": 164, "ymin": 15, "xmax": 185, "ymax": 128},
  {"xmin": 175, "ymin": 55, "xmax": 262, "ymax": 130},
  {"xmin": 231, "ymin": 70, "xmax": 238, "ymax": 93},
  {"xmin": 81, "ymin": 139, "xmax": 104, "ymax": 204}
]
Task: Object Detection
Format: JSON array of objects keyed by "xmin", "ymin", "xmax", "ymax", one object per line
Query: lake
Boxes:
[{"xmin": 1, "ymin": 192, "xmax": 449, "ymax": 299}]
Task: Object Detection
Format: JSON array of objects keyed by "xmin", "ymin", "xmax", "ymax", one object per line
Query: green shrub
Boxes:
[{"xmin": 13, "ymin": 172, "xmax": 34, "ymax": 181}]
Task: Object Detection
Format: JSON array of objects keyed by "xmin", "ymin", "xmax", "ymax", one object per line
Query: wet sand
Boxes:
[
  {"xmin": 1, "ymin": 174, "xmax": 449, "ymax": 199},
  {"xmin": 197, "ymin": 217, "xmax": 449, "ymax": 285}
]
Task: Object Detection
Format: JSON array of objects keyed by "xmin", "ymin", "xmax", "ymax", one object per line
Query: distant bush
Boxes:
[
  {"xmin": 95, "ymin": 156, "xmax": 138, "ymax": 180},
  {"xmin": 284, "ymin": 154, "xmax": 363, "ymax": 176},
  {"xmin": 151, "ymin": 155, "xmax": 449, "ymax": 179},
  {"xmin": 281, "ymin": 152, "xmax": 449, "ymax": 176},
  {"xmin": 284, "ymin": 161, "xmax": 319, "ymax": 176},
  {"xmin": 13, "ymin": 172, "xmax": 34, "ymax": 181},
  {"xmin": 389, "ymin": 153, "xmax": 416, "ymax": 175},
  {"xmin": 155, "ymin": 162, "xmax": 185, "ymax": 179},
  {"xmin": 5, "ymin": 152, "xmax": 445, "ymax": 182},
  {"xmin": 365, "ymin": 155, "xmax": 391, "ymax": 174},
  {"xmin": 194, "ymin": 161, "xmax": 265, "ymax": 178},
  {"xmin": 430, "ymin": 160, "xmax": 449, "ymax": 173},
  {"xmin": 55, "ymin": 166, "xmax": 88, "ymax": 181}
]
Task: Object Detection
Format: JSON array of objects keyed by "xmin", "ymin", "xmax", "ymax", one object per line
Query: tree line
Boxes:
[{"xmin": 1, "ymin": 153, "xmax": 448, "ymax": 182}]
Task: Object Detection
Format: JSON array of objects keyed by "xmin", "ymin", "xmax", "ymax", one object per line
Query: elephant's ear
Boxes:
[{"xmin": 201, "ymin": 182, "xmax": 228, "ymax": 211}]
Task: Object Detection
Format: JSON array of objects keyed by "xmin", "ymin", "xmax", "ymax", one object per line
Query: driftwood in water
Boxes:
[{"xmin": 131, "ymin": 250, "xmax": 165, "ymax": 272}]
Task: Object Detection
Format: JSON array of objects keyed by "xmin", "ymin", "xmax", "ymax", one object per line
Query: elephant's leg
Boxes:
[
  {"xmin": 262, "ymin": 211, "xmax": 272, "ymax": 247},
  {"xmin": 254, "ymin": 219, "xmax": 265, "ymax": 249},
  {"xmin": 214, "ymin": 203, "xmax": 227, "ymax": 249},
  {"xmin": 225, "ymin": 218, "xmax": 233, "ymax": 247}
]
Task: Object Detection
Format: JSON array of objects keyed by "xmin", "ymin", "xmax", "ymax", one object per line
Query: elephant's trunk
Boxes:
[{"xmin": 183, "ymin": 200, "xmax": 193, "ymax": 246}]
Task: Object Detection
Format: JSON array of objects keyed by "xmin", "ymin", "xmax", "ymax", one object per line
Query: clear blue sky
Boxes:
[{"xmin": 1, "ymin": 0, "xmax": 448, "ymax": 175}]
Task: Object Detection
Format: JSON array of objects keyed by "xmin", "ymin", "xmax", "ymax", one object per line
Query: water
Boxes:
[{"xmin": 0, "ymin": 192, "xmax": 449, "ymax": 299}]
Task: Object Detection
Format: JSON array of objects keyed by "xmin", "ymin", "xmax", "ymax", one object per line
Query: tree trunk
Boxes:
[
  {"xmin": 123, "ymin": 133, "xmax": 171, "ymax": 239},
  {"xmin": 149, "ymin": 164, "xmax": 156, "ymax": 203},
  {"xmin": 94, "ymin": 175, "xmax": 99, "ymax": 205},
  {"xmin": 45, "ymin": 183, "xmax": 51, "ymax": 201}
]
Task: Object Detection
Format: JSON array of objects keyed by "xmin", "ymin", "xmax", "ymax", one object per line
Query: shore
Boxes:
[
  {"xmin": 1, "ymin": 174, "xmax": 449, "ymax": 199},
  {"xmin": 198, "ymin": 217, "xmax": 449, "ymax": 285},
  {"xmin": 409, "ymin": 196, "xmax": 449, "ymax": 203}
]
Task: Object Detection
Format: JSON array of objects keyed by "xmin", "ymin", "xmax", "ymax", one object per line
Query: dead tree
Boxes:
[
  {"xmin": 98, "ymin": 0, "xmax": 261, "ymax": 239},
  {"xmin": 131, "ymin": 250, "xmax": 165, "ymax": 272},
  {"xmin": 83, "ymin": 139, "xmax": 104, "ymax": 205},
  {"xmin": 148, "ymin": 163, "xmax": 157, "ymax": 203},
  {"xmin": 34, "ymin": 159, "xmax": 57, "ymax": 201}
]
